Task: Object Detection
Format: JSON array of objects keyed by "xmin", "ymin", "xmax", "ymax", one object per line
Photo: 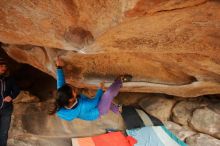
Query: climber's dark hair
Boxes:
[
  {"xmin": 56, "ymin": 84, "xmax": 73, "ymax": 107},
  {"xmin": 48, "ymin": 84, "xmax": 78, "ymax": 115}
]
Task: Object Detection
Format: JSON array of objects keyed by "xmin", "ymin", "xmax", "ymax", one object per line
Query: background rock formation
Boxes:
[
  {"xmin": 1, "ymin": 1, "xmax": 220, "ymax": 146},
  {"xmin": 8, "ymin": 90, "xmax": 220, "ymax": 146},
  {"xmin": 1, "ymin": 0, "xmax": 220, "ymax": 97}
]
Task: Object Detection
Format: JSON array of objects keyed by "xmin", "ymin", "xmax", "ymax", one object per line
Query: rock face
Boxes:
[
  {"xmin": 9, "ymin": 91, "xmax": 220, "ymax": 146},
  {"xmin": 139, "ymin": 94, "xmax": 176, "ymax": 121},
  {"xmin": 9, "ymin": 97, "xmax": 124, "ymax": 146},
  {"xmin": 0, "ymin": 0, "xmax": 131, "ymax": 49},
  {"xmin": 8, "ymin": 137, "xmax": 72, "ymax": 146},
  {"xmin": 13, "ymin": 91, "xmax": 40, "ymax": 103},
  {"xmin": 172, "ymin": 99, "xmax": 208, "ymax": 126},
  {"xmin": 11, "ymin": 103, "xmax": 124, "ymax": 137},
  {"xmin": 189, "ymin": 107, "xmax": 220, "ymax": 139},
  {"xmin": 1, "ymin": 0, "xmax": 220, "ymax": 97},
  {"xmin": 164, "ymin": 121, "xmax": 196, "ymax": 141},
  {"xmin": 185, "ymin": 133, "xmax": 220, "ymax": 146},
  {"xmin": 1, "ymin": 1, "xmax": 220, "ymax": 144}
]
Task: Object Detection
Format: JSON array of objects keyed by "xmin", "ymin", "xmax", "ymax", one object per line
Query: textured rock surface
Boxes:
[
  {"xmin": 186, "ymin": 133, "xmax": 220, "ymax": 146},
  {"xmin": 164, "ymin": 121, "xmax": 196, "ymax": 141},
  {"xmin": 139, "ymin": 94, "xmax": 176, "ymax": 121},
  {"xmin": 189, "ymin": 107, "xmax": 220, "ymax": 139},
  {"xmin": 8, "ymin": 137, "xmax": 71, "ymax": 146},
  {"xmin": 13, "ymin": 91, "xmax": 40, "ymax": 103},
  {"xmin": 8, "ymin": 91, "xmax": 220, "ymax": 146},
  {"xmin": 8, "ymin": 98, "xmax": 124, "ymax": 146},
  {"xmin": 172, "ymin": 99, "xmax": 208, "ymax": 126},
  {"xmin": 0, "ymin": 0, "xmax": 135, "ymax": 49},
  {"xmin": 0, "ymin": 0, "xmax": 220, "ymax": 97},
  {"xmin": 1, "ymin": 1, "xmax": 220, "ymax": 145},
  {"xmin": 10, "ymin": 102, "xmax": 124, "ymax": 137}
]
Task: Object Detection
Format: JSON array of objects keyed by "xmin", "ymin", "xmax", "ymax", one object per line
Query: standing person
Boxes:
[
  {"xmin": 49, "ymin": 57, "xmax": 132, "ymax": 121},
  {"xmin": 0, "ymin": 58, "xmax": 20, "ymax": 146}
]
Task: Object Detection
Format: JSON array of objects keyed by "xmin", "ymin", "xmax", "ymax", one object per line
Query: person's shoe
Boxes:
[
  {"xmin": 110, "ymin": 102, "xmax": 122, "ymax": 114},
  {"xmin": 115, "ymin": 74, "xmax": 133, "ymax": 82},
  {"xmin": 121, "ymin": 74, "xmax": 133, "ymax": 82}
]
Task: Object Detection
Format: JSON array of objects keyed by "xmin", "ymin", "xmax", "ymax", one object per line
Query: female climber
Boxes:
[{"xmin": 50, "ymin": 57, "xmax": 132, "ymax": 121}]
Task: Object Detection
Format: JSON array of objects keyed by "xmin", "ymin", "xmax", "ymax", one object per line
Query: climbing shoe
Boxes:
[
  {"xmin": 115, "ymin": 74, "xmax": 133, "ymax": 82},
  {"xmin": 121, "ymin": 74, "xmax": 133, "ymax": 82}
]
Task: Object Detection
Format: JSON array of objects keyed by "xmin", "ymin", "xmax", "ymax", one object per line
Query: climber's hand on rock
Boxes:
[
  {"xmin": 3, "ymin": 96, "xmax": 13, "ymax": 102},
  {"xmin": 56, "ymin": 56, "xmax": 64, "ymax": 67},
  {"xmin": 99, "ymin": 81, "xmax": 105, "ymax": 90}
]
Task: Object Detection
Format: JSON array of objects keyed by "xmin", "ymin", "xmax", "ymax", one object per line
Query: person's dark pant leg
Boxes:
[{"xmin": 0, "ymin": 109, "xmax": 12, "ymax": 146}]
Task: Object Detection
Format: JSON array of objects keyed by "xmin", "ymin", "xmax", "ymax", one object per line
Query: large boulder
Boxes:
[
  {"xmin": 139, "ymin": 94, "xmax": 176, "ymax": 121},
  {"xmin": 0, "ymin": 0, "xmax": 220, "ymax": 97},
  {"xmin": 13, "ymin": 91, "xmax": 40, "ymax": 103},
  {"xmin": 186, "ymin": 133, "xmax": 220, "ymax": 146},
  {"xmin": 0, "ymin": 0, "xmax": 133, "ymax": 50},
  {"xmin": 10, "ymin": 102, "xmax": 124, "ymax": 138},
  {"xmin": 189, "ymin": 107, "xmax": 220, "ymax": 139},
  {"xmin": 164, "ymin": 121, "xmax": 196, "ymax": 141},
  {"xmin": 9, "ymin": 88, "xmax": 125, "ymax": 146},
  {"xmin": 8, "ymin": 136, "xmax": 71, "ymax": 146},
  {"xmin": 172, "ymin": 99, "xmax": 208, "ymax": 126}
]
